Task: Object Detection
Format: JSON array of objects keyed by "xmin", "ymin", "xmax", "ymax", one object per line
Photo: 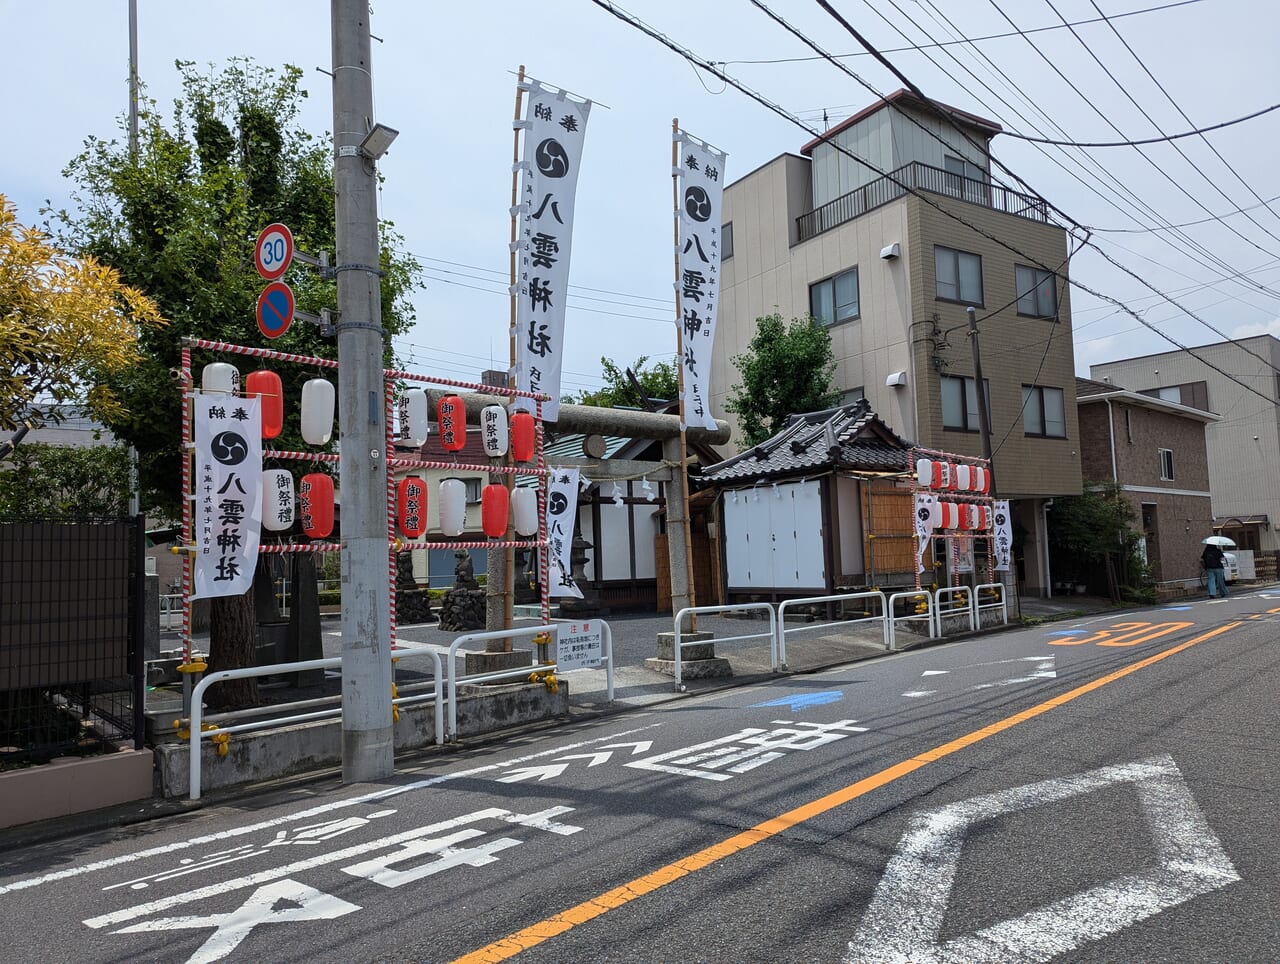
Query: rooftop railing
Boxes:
[{"xmin": 796, "ymin": 160, "xmax": 1050, "ymax": 242}]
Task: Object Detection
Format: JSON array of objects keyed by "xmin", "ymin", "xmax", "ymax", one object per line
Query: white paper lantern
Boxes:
[
  {"xmin": 975, "ymin": 466, "xmax": 989, "ymax": 493},
  {"xmin": 398, "ymin": 388, "xmax": 429, "ymax": 447},
  {"xmin": 481, "ymin": 404, "xmax": 510, "ymax": 458},
  {"xmin": 512, "ymin": 487, "xmax": 538, "ymax": 536},
  {"xmin": 439, "ymin": 478, "xmax": 467, "ymax": 536},
  {"xmin": 301, "ymin": 378, "xmax": 336, "ymax": 445},
  {"xmin": 915, "ymin": 458, "xmax": 933, "ymax": 487},
  {"xmin": 955, "ymin": 464, "xmax": 971, "ymax": 490},
  {"xmin": 262, "ymin": 469, "xmax": 295, "ymax": 532},
  {"xmin": 201, "ymin": 362, "xmax": 239, "ymax": 395}
]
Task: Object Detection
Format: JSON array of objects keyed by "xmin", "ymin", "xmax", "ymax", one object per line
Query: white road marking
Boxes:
[
  {"xmin": 902, "ymin": 691, "xmax": 937, "ymax": 699},
  {"xmin": 846, "ymin": 754, "xmax": 1239, "ymax": 962},
  {"xmin": 0, "ymin": 723, "xmax": 661, "ymax": 897},
  {"xmin": 625, "ymin": 720, "xmax": 868, "ymax": 781},
  {"xmin": 905, "ymin": 657, "xmax": 1056, "ymax": 698},
  {"xmin": 84, "ymin": 806, "xmax": 580, "ymax": 930},
  {"xmin": 921, "ymin": 670, "xmax": 949, "ymax": 677},
  {"xmin": 112, "ymin": 879, "xmax": 358, "ymax": 964}
]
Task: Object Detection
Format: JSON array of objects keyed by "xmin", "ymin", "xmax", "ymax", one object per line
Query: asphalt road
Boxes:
[{"xmin": 3, "ymin": 591, "xmax": 1278, "ymax": 963}]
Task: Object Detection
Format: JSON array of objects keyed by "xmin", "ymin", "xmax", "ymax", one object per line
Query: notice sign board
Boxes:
[{"xmin": 557, "ymin": 621, "xmax": 603, "ymax": 670}]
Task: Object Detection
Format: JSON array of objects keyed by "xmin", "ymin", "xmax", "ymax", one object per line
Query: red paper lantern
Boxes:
[
  {"xmin": 397, "ymin": 476, "xmax": 428, "ymax": 538},
  {"xmin": 437, "ymin": 395, "xmax": 466, "ymax": 452},
  {"xmin": 946, "ymin": 463, "xmax": 960, "ymax": 491},
  {"xmin": 940, "ymin": 502, "xmax": 958, "ymax": 530},
  {"xmin": 245, "ymin": 369, "xmax": 283, "ymax": 439},
  {"xmin": 482, "ymin": 483, "xmax": 510, "ymax": 538},
  {"xmin": 300, "ymin": 472, "xmax": 335, "ymax": 539},
  {"xmin": 511, "ymin": 411, "xmax": 536, "ymax": 462}
]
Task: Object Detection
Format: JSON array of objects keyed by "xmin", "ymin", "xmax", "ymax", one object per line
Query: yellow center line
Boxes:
[{"xmin": 453, "ymin": 621, "xmax": 1242, "ymax": 964}]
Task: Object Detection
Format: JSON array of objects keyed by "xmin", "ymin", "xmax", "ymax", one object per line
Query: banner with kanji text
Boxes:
[
  {"xmin": 192, "ymin": 394, "xmax": 262, "ymax": 599},
  {"xmin": 675, "ymin": 129, "xmax": 727, "ymax": 432}
]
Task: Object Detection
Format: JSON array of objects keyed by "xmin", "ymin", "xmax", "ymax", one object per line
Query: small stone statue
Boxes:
[{"xmin": 454, "ymin": 548, "xmax": 479, "ymax": 590}]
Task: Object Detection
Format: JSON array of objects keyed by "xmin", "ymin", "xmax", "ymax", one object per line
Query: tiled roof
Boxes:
[{"xmin": 694, "ymin": 400, "xmax": 913, "ymax": 485}]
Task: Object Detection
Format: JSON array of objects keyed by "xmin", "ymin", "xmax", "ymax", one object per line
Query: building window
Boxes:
[
  {"xmin": 810, "ymin": 267, "xmax": 860, "ymax": 326},
  {"xmin": 1022, "ymin": 385, "xmax": 1067, "ymax": 438},
  {"xmin": 1158, "ymin": 448, "xmax": 1174, "ymax": 481},
  {"xmin": 935, "ymin": 246, "xmax": 983, "ymax": 305},
  {"xmin": 447, "ymin": 477, "xmax": 483, "ymax": 504},
  {"xmin": 941, "ymin": 374, "xmax": 989, "ymax": 433},
  {"xmin": 1015, "ymin": 265, "xmax": 1058, "ymax": 318},
  {"xmin": 722, "ymin": 222, "xmax": 733, "ymax": 260}
]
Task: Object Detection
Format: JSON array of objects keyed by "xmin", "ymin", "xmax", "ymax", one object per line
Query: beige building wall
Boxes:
[{"xmin": 1091, "ymin": 335, "xmax": 1280, "ymax": 551}]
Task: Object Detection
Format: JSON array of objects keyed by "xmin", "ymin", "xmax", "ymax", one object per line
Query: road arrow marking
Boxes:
[
  {"xmin": 556, "ymin": 752, "xmax": 612, "ymax": 768},
  {"xmin": 901, "ymin": 690, "xmax": 937, "ymax": 699},
  {"xmin": 599, "ymin": 741, "xmax": 653, "ymax": 755},
  {"xmin": 921, "ymin": 670, "xmax": 949, "ymax": 677},
  {"xmin": 749, "ymin": 691, "xmax": 843, "ymax": 711},
  {"xmin": 495, "ymin": 764, "xmax": 569, "ymax": 784},
  {"xmin": 846, "ymin": 754, "xmax": 1239, "ymax": 963}
]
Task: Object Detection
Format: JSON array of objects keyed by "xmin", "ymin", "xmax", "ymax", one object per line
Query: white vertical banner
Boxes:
[
  {"xmin": 513, "ymin": 78, "xmax": 592, "ymax": 423},
  {"xmin": 545, "ymin": 467, "xmax": 583, "ymax": 598},
  {"xmin": 914, "ymin": 492, "xmax": 937, "ymax": 575},
  {"xmin": 993, "ymin": 499, "xmax": 1013, "ymax": 572},
  {"xmin": 192, "ymin": 393, "xmax": 262, "ymax": 599},
  {"xmin": 676, "ymin": 129, "xmax": 728, "ymax": 432}
]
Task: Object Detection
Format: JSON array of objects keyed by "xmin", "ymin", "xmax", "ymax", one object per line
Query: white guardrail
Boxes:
[
  {"xmin": 777, "ymin": 591, "xmax": 889, "ymax": 667},
  {"xmin": 445, "ymin": 623, "xmax": 614, "ymax": 741},
  {"xmin": 886, "ymin": 590, "xmax": 936, "ymax": 651},
  {"xmin": 672, "ymin": 604, "xmax": 777, "ymax": 692},
  {"xmin": 186, "ymin": 645, "xmax": 443, "ymax": 801},
  {"xmin": 933, "ymin": 585, "xmax": 976, "ymax": 636}
]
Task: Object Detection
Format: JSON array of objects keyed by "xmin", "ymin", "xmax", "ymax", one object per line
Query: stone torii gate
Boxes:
[{"xmin": 412, "ymin": 390, "xmax": 730, "ymax": 628}]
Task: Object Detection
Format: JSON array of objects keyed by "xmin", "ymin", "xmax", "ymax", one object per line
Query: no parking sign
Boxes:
[{"xmin": 256, "ymin": 281, "xmax": 295, "ymax": 339}]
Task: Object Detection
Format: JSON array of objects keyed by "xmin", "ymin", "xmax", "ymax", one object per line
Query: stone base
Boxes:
[
  {"xmin": 464, "ymin": 649, "xmax": 533, "ymax": 677},
  {"xmin": 644, "ymin": 656, "xmax": 733, "ymax": 679},
  {"xmin": 655, "ymin": 630, "xmax": 716, "ymax": 661},
  {"xmin": 649, "ymin": 631, "xmax": 731, "ymax": 679}
]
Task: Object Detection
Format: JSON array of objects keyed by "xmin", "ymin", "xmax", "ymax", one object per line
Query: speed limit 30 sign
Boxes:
[{"xmin": 254, "ymin": 223, "xmax": 294, "ymax": 281}]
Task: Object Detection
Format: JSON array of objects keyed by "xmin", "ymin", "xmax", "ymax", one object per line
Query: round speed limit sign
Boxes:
[{"xmin": 254, "ymin": 223, "xmax": 294, "ymax": 281}]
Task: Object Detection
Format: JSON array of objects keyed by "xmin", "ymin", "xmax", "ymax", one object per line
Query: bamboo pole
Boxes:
[{"xmin": 672, "ymin": 119, "xmax": 698, "ymax": 630}]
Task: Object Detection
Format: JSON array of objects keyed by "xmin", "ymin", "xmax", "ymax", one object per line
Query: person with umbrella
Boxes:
[{"xmin": 1201, "ymin": 536, "xmax": 1231, "ymax": 599}]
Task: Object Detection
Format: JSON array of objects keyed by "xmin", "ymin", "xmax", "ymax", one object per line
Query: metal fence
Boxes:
[{"xmin": 0, "ymin": 516, "xmax": 145, "ymax": 765}]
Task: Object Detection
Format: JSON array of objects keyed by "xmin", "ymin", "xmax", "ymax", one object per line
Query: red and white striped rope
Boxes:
[
  {"xmin": 394, "ymin": 539, "xmax": 546, "ymax": 552},
  {"xmin": 384, "ymin": 367, "xmax": 549, "ymax": 401},
  {"xmin": 184, "ymin": 338, "xmax": 339, "ymax": 369},
  {"xmin": 385, "ymin": 383, "xmax": 397, "ymax": 650},
  {"xmin": 536, "ymin": 399, "xmax": 550, "ymax": 627},
  {"xmin": 180, "ymin": 346, "xmax": 192, "ymax": 663},
  {"xmin": 264, "ymin": 449, "xmax": 342, "ymax": 464},
  {"xmin": 258, "ymin": 543, "xmax": 344, "ymax": 554},
  {"xmin": 911, "ymin": 445, "xmax": 990, "ymax": 467},
  {"xmin": 387, "ymin": 456, "xmax": 545, "ymax": 476}
]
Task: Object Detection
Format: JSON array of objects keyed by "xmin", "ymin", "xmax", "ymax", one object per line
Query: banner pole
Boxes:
[
  {"xmin": 671, "ymin": 119, "xmax": 698, "ymax": 632},
  {"xmin": 180, "ymin": 342, "xmax": 193, "ymax": 716},
  {"xmin": 502, "ymin": 64, "xmax": 527, "ymax": 637}
]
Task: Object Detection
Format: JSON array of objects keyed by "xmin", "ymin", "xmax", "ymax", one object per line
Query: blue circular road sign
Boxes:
[{"xmin": 256, "ymin": 281, "xmax": 295, "ymax": 339}]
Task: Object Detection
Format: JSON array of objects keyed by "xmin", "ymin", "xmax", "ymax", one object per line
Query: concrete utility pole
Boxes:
[{"xmin": 332, "ymin": 0, "xmax": 393, "ymax": 782}]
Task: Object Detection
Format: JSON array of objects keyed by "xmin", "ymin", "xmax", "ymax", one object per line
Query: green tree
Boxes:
[
  {"xmin": 1047, "ymin": 480, "xmax": 1142, "ymax": 601},
  {"xmin": 0, "ymin": 442, "xmax": 131, "ymax": 517},
  {"xmin": 574, "ymin": 355, "xmax": 679, "ymax": 408},
  {"xmin": 49, "ymin": 59, "xmax": 422, "ymax": 707},
  {"xmin": 724, "ymin": 312, "xmax": 840, "ymax": 447},
  {"xmin": 0, "ymin": 195, "xmax": 164, "ymax": 432}
]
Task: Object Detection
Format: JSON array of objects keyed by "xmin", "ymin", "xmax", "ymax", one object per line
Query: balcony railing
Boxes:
[{"xmin": 796, "ymin": 160, "xmax": 1050, "ymax": 242}]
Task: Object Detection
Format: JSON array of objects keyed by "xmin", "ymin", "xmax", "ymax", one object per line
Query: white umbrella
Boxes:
[{"xmin": 1202, "ymin": 535, "xmax": 1236, "ymax": 548}]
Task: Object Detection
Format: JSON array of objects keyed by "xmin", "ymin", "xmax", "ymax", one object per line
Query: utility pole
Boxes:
[
  {"xmin": 967, "ymin": 306, "xmax": 993, "ymax": 478},
  {"xmin": 332, "ymin": 0, "xmax": 393, "ymax": 782}
]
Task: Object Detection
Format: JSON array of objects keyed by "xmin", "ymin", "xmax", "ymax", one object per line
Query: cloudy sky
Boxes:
[{"xmin": 6, "ymin": 0, "xmax": 1279, "ymax": 397}]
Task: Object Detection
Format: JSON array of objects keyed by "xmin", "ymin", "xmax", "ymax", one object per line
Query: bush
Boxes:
[{"xmin": 318, "ymin": 589, "xmax": 341, "ymax": 606}]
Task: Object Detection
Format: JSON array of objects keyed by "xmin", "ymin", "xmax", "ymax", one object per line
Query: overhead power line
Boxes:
[
  {"xmin": 1002, "ymin": 102, "xmax": 1280, "ymax": 147},
  {"xmin": 585, "ymin": 0, "xmax": 1280, "ymax": 407},
  {"xmin": 720, "ymin": 0, "xmax": 1203, "ymax": 66}
]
